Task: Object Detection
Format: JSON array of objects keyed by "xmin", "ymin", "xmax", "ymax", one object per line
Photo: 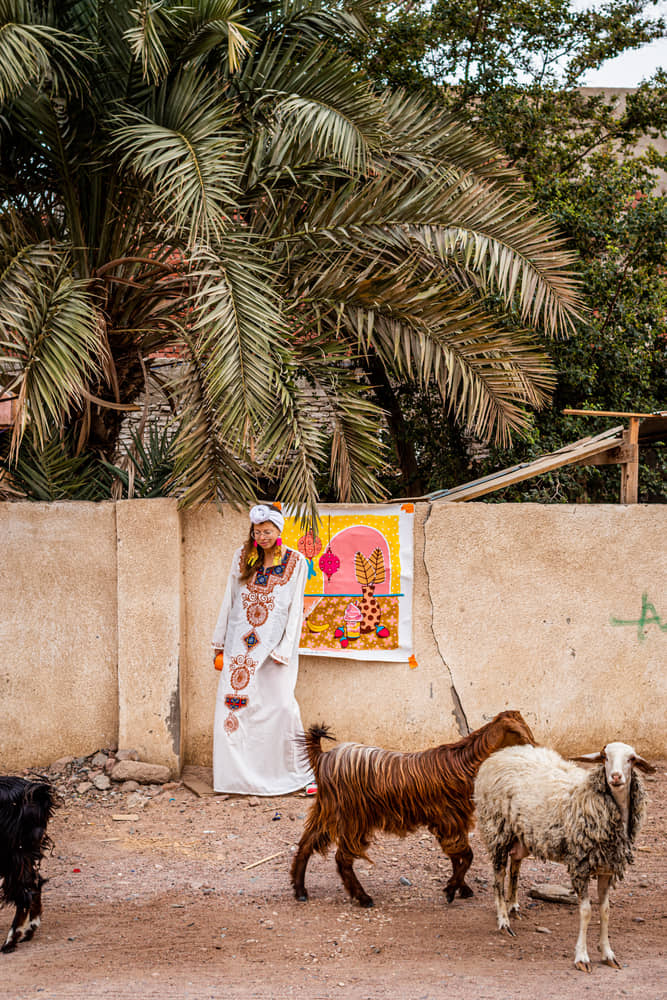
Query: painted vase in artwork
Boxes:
[{"xmin": 359, "ymin": 584, "xmax": 382, "ymax": 634}]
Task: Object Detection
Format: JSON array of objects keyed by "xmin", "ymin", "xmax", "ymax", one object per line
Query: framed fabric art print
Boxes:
[{"xmin": 282, "ymin": 504, "xmax": 415, "ymax": 661}]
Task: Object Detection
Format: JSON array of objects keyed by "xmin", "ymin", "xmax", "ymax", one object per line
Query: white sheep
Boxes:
[{"xmin": 474, "ymin": 741, "xmax": 655, "ymax": 973}]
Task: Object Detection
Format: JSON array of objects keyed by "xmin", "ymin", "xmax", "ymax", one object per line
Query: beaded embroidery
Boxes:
[
  {"xmin": 223, "ymin": 653, "xmax": 256, "ymax": 734},
  {"xmin": 249, "ymin": 548, "xmax": 298, "ymax": 594},
  {"xmin": 242, "ymin": 628, "xmax": 260, "ymax": 651},
  {"xmin": 224, "ymin": 695, "xmax": 249, "ymax": 711}
]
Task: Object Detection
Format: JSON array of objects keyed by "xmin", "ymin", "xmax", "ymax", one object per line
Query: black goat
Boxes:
[{"xmin": 0, "ymin": 777, "xmax": 56, "ymax": 952}]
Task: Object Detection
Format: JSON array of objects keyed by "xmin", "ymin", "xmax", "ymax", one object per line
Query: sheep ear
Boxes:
[
  {"xmin": 631, "ymin": 754, "xmax": 656, "ymax": 774},
  {"xmin": 570, "ymin": 751, "xmax": 605, "ymax": 764}
]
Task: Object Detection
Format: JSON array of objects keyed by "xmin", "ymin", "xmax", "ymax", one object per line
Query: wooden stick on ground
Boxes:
[{"xmin": 242, "ymin": 850, "xmax": 284, "ymax": 871}]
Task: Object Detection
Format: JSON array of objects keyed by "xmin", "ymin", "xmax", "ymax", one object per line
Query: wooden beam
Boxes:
[
  {"xmin": 574, "ymin": 444, "xmax": 637, "ymax": 467},
  {"xmin": 562, "ymin": 408, "xmax": 657, "ymax": 418},
  {"xmin": 619, "ymin": 417, "xmax": 640, "ymax": 503},
  {"xmin": 439, "ymin": 432, "xmax": 624, "ymax": 502}
]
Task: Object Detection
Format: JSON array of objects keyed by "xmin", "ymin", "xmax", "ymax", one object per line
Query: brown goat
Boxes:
[{"xmin": 290, "ymin": 710, "xmax": 535, "ymax": 908}]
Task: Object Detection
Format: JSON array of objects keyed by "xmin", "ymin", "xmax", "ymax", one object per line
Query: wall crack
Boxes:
[{"xmin": 423, "ymin": 504, "xmax": 470, "ymax": 736}]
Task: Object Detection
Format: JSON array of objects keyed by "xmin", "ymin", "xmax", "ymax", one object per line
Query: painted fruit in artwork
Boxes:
[{"xmin": 307, "ymin": 620, "xmax": 329, "ymax": 633}]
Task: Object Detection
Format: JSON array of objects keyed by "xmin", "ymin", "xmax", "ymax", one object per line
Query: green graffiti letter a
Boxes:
[{"xmin": 610, "ymin": 592, "xmax": 667, "ymax": 642}]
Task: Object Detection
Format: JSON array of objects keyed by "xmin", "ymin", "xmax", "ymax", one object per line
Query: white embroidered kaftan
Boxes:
[{"xmin": 211, "ymin": 546, "xmax": 314, "ymax": 795}]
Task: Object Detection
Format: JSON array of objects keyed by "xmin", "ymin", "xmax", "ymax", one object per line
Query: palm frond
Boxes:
[
  {"xmin": 240, "ymin": 39, "xmax": 386, "ymax": 177},
  {"xmin": 169, "ymin": 329, "xmax": 259, "ymax": 508},
  {"xmin": 408, "ymin": 213, "xmax": 583, "ymax": 339},
  {"xmin": 0, "ymin": 243, "xmax": 103, "ymax": 456},
  {"xmin": 291, "ymin": 338, "xmax": 388, "ymax": 503},
  {"xmin": 1, "ymin": 430, "xmax": 112, "ymax": 500},
  {"xmin": 347, "ymin": 304, "xmax": 556, "ymax": 445},
  {"xmin": 109, "ymin": 69, "xmax": 243, "ymax": 242},
  {"xmin": 268, "ymin": 0, "xmax": 369, "ymax": 46},
  {"xmin": 0, "ymin": 0, "xmax": 88, "ymax": 103},
  {"xmin": 186, "ymin": 240, "xmax": 286, "ymax": 445},
  {"xmin": 254, "ymin": 366, "xmax": 325, "ymax": 531},
  {"xmin": 125, "ymin": 0, "xmax": 183, "ymax": 84},
  {"xmin": 174, "ymin": 0, "xmax": 256, "ymax": 73},
  {"xmin": 378, "ymin": 89, "xmax": 523, "ymax": 185}
]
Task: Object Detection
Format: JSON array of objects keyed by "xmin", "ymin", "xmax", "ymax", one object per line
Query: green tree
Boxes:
[
  {"xmin": 0, "ymin": 0, "xmax": 583, "ymax": 515},
  {"xmin": 354, "ymin": 0, "xmax": 667, "ymax": 502}
]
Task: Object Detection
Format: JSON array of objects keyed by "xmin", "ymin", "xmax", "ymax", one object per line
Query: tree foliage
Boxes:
[
  {"xmin": 354, "ymin": 0, "xmax": 667, "ymax": 502},
  {"xmin": 0, "ymin": 0, "xmax": 584, "ymax": 517}
]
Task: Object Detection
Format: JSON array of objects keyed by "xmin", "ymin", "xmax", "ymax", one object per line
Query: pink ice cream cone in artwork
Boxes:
[{"xmin": 344, "ymin": 602, "xmax": 363, "ymax": 639}]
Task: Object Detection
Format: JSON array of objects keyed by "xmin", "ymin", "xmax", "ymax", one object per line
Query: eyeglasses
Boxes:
[{"xmin": 254, "ymin": 529, "xmax": 277, "ymax": 538}]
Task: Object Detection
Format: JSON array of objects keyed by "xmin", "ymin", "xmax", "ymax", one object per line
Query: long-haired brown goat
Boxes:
[{"xmin": 291, "ymin": 710, "xmax": 535, "ymax": 908}]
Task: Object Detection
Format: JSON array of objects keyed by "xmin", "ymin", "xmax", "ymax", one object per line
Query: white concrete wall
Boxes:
[
  {"xmin": 424, "ymin": 503, "xmax": 666, "ymax": 755},
  {"xmin": 1, "ymin": 499, "xmax": 664, "ymax": 772},
  {"xmin": 0, "ymin": 502, "xmax": 118, "ymax": 770}
]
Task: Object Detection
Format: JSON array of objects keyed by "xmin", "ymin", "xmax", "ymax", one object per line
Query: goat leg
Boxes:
[
  {"xmin": 437, "ymin": 835, "xmax": 474, "ymax": 902},
  {"xmin": 335, "ymin": 848, "xmax": 374, "ymax": 908},
  {"xmin": 291, "ymin": 827, "xmax": 330, "ymax": 902},
  {"xmin": 21, "ymin": 876, "xmax": 45, "ymax": 944},
  {"xmin": 2, "ymin": 902, "xmax": 29, "ymax": 954}
]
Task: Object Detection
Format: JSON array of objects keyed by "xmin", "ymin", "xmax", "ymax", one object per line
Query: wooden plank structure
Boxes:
[{"xmin": 422, "ymin": 410, "xmax": 667, "ymax": 505}]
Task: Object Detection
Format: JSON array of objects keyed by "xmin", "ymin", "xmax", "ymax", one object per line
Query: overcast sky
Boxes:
[{"xmin": 574, "ymin": 0, "xmax": 667, "ymax": 86}]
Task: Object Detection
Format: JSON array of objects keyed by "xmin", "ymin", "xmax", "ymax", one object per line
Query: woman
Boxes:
[{"xmin": 211, "ymin": 504, "xmax": 314, "ymax": 795}]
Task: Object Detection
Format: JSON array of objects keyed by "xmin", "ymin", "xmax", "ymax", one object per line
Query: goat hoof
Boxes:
[
  {"xmin": 501, "ymin": 925, "xmax": 516, "ymax": 937},
  {"xmin": 359, "ymin": 897, "xmax": 374, "ymax": 908},
  {"xmin": 459, "ymin": 884, "xmax": 474, "ymax": 899},
  {"xmin": 444, "ymin": 887, "xmax": 456, "ymax": 903},
  {"xmin": 1, "ymin": 942, "xmax": 17, "ymax": 954},
  {"xmin": 603, "ymin": 957, "xmax": 622, "ymax": 970},
  {"xmin": 295, "ymin": 893, "xmax": 308, "ymax": 902},
  {"xmin": 574, "ymin": 961, "xmax": 592, "ymax": 974}
]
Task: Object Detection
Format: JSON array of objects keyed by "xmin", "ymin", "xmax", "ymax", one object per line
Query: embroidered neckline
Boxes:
[{"xmin": 253, "ymin": 547, "xmax": 291, "ymax": 585}]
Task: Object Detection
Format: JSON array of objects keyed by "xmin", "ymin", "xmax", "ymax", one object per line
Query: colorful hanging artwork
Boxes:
[{"xmin": 282, "ymin": 505, "xmax": 414, "ymax": 662}]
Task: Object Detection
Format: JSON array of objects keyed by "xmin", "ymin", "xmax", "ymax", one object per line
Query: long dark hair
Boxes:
[{"xmin": 239, "ymin": 505, "xmax": 283, "ymax": 582}]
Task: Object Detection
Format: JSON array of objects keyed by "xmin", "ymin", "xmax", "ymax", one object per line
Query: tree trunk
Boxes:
[{"xmin": 358, "ymin": 352, "xmax": 424, "ymax": 496}]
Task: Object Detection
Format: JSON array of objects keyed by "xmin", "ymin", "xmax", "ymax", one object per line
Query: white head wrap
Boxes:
[{"xmin": 249, "ymin": 503, "xmax": 284, "ymax": 532}]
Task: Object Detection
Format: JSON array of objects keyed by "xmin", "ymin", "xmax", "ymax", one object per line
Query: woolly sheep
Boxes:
[{"xmin": 474, "ymin": 741, "xmax": 655, "ymax": 973}]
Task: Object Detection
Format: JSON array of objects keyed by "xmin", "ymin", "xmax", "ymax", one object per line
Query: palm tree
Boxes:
[{"xmin": 0, "ymin": 0, "xmax": 583, "ymax": 518}]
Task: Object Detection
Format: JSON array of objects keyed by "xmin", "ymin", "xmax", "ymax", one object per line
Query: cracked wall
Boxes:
[{"xmin": 424, "ymin": 502, "xmax": 666, "ymax": 755}]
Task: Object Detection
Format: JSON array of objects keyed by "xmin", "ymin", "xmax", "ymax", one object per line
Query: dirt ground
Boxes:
[{"xmin": 2, "ymin": 759, "xmax": 665, "ymax": 1000}]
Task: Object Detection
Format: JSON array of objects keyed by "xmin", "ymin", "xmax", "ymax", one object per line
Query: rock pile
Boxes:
[{"xmin": 41, "ymin": 748, "xmax": 180, "ymax": 808}]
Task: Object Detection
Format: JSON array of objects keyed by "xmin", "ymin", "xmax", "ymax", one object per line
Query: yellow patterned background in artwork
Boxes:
[{"xmin": 282, "ymin": 513, "xmax": 402, "ymax": 597}]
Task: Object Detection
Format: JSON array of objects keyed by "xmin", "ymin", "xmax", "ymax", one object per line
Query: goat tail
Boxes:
[{"xmin": 296, "ymin": 723, "xmax": 335, "ymax": 774}]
